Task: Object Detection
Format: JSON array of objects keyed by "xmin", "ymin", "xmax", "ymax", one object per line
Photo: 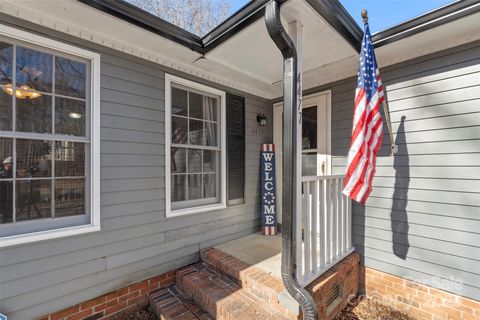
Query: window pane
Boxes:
[
  {"xmin": 171, "ymin": 147, "xmax": 186, "ymax": 173},
  {"xmin": 188, "ymin": 174, "xmax": 202, "ymax": 200},
  {"xmin": 189, "ymin": 92, "xmax": 203, "ymax": 119},
  {"xmin": 0, "ymin": 42, "xmax": 13, "ymax": 84},
  {"xmin": 55, "ymin": 178, "xmax": 85, "ymax": 217},
  {"xmin": 189, "ymin": 119, "xmax": 204, "ymax": 145},
  {"xmin": 302, "ymin": 106, "xmax": 317, "ymax": 150},
  {"xmin": 205, "ymin": 122, "xmax": 218, "ymax": 147},
  {"xmin": 16, "ymin": 94, "xmax": 52, "ymax": 133},
  {"xmin": 0, "ymin": 90, "xmax": 12, "ymax": 131},
  {"xmin": 302, "ymin": 153, "xmax": 317, "ymax": 176},
  {"xmin": 203, "ymin": 96, "xmax": 217, "ymax": 122},
  {"xmin": 16, "ymin": 46, "xmax": 52, "ymax": 93},
  {"xmin": 0, "ymin": 181, "xmax": 13, "ymax": 223},
  {"xmin": 55, "ymin": 57, "xmax": 86, "ymax": 98},
  {"xmin": 0, "ymin": 42, "xmax": 13, "ymax": 131},
  {"xmin": 172, "ymin": 87, "xmax": 187, "ymax": 116},
  {"xmin": 187, "ymin": 149, "xmax": 202, "ymax": 173},
  {"xmin": 172, "ymin": 116, "xmax": 187, "ymax": 144},
  {"xmin": 204, "ymin": 174, "xmax": 216, "ymax": 198},
  {"xmin": 16, "ymin": 179, "xmax": 52, "ymax": 221},
  {"xmin": 171, "ymin": 175, "xmax": 186, "ymax": 202},
  {"xmin": 16, "ymin": 139, "xmax": 52, "ymax": 178},
  {"xmin": 55, "ymin": 141, "xmax": 85, "ymax": 177},
  {"xmin": 0, "ymin": 138, "xmax": 13, "ymax": 179},
  {"xmin": 203, "ymin": 150, "xmax": 216, "ymax": 173},
  {"xmin": 55, "ymin": 97, "xmax": 85, "ymax": 136}
]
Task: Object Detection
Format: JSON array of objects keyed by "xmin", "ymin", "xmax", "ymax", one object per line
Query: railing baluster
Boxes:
[
  {"xmin": 297, "ymin": 184, "xmax": 304, "ymax": 284},
  {"xmin": 304, "ymin": 181, "xmax": 311, "ymax": 280},
  {"xmin": 345, "ymin": 196, "xmax": 352, "ymax": 249},
  {"xmin": 325, "ymin": 179, "xmax": 332, "ymax": 263},
  {"xmin": 319, "ymin": 178, "xmax": 325, "ymax": 270},
  {"xmin": 312, "ymin": 179, "xmax": 318, "ymax": 273},
  {"xmin": 332, "ymin": 178, "xmax": 338, "ymax": 258},
  {"xmin": 337, "ymin": 178, "xmax": 342, "ymax": 253},
  {"xmin": 340, "ymin": 179, "xmax": 349, "ymax": 251}
]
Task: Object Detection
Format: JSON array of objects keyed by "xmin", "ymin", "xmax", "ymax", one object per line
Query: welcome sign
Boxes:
[{"xmin": 260, "ymin": 144, "xmax": 278, "ymax": 235}]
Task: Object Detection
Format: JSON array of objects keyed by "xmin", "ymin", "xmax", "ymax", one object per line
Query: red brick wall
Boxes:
[
  {"xmin": 362, "ymin": 267, "xmax": 480, "ymax": 320},
  {"xmin": 39, "ymin": 271, "xmax": 176, "ymax": 320},
  {"xmin": 307, "ymin": 253, "xmax": 361, "ymax": 320}
]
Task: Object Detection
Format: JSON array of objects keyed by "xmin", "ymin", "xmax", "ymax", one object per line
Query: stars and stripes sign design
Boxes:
[
  {"xmin": 260, "ymin": 144, "xmax": 278, "ymax": 236},
  {"xmin": 343, "ymin": 22, "xmax": 384, "ymax": 204}
]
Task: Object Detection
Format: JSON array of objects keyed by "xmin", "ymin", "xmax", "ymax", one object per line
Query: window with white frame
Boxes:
[
  {"xmin": 0, "ymin": 26, "xmax": 100, "ymax": 246},
  {"xmin": 166, "ymin": 75, "xmax": 226, "ymax": 216}
]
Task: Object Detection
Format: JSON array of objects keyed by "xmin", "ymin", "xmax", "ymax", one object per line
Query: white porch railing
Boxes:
[{"xmin": 297, "ymin": 175, "xmax": 354, "ymax": 286}]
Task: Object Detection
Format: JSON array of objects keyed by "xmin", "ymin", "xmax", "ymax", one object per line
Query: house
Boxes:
[{"xmin": 0, "ymin": 0, "xmax": 479, "ymax": 319}]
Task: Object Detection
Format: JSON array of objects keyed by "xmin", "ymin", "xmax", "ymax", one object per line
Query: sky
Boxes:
[{"xmin": 229, "ymin": 0, "xmax": 456, "ymax": 34}]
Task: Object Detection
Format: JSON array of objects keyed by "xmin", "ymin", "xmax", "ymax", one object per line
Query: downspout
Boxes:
[{"xmin": 265, "ymin": 1, "xmax": 318, "ymax": 320}]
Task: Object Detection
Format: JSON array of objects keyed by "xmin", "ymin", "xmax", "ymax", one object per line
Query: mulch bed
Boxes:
[
  {"xmin": 125, "ymin": 306, "xmax": 156, "ymax": 320},
  {"xmin": 335, "ymin": 296, "xmax": 414, "ymax": 320}
]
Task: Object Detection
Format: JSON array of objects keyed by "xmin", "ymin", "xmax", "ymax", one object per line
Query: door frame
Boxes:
[
  {"xmin": 273, "ymin": 90, "xmax": 332, "ymax": 175},
  {"xmin": 273, "ymin": 91, "xmax": 332, "ymax": 223}
]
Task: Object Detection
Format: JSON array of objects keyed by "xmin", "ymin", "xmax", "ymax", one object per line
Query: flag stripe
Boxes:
[{"xmin": 343, "ymin": 22, "xmax": 384, "ymax": 204}]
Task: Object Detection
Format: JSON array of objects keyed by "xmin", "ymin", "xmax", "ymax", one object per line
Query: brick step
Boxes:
[
  {"xmin": 149, "ymin": 285, "xmax": 213, "ymax": 320},
  {"xmin": 177, "ymin": 263, "xmax": 290, "ymax": 320},
  {"xmin": 201, "ymin": 248, "xmax": 299, "ymax": 319}
]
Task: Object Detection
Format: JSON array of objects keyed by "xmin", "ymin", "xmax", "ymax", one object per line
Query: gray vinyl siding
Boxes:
[
  {"xmin": 0, "ymin": 17, "xmax": 272, "ymax": 320},
  {"xmin": 320, "ymin": 41, "xmax": 480, "ymax": 300}
]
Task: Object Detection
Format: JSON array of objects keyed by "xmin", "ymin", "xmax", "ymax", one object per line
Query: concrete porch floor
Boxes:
[{"xmin": 215, "ymin": 232, "xmax": 282, "ymax": 278}]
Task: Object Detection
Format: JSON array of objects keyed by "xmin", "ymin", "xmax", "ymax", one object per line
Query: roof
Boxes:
[
  {"xmin": 78, "ymin": 0, "xmax": 363, "ymax": 53},
  {"xmin": 79, "ymin": 0, "xmax": 480, "ymax": 52},
  {"xmin": 3, "ymin": 0, "xmax": 478, "ymax": 99}
]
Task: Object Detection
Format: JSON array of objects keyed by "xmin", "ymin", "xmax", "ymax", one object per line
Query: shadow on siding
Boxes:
[{"xmin": 391, "ymin": 116, "xmax": 410, "ymax": 260}]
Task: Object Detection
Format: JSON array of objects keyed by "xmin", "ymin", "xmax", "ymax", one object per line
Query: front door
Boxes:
[{"xmin": 273, "ymin": 92, "xmax": 331, "ymax": 223}]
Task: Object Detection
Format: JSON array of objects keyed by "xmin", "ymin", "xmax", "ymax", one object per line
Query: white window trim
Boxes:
[
  {"xmin": 0, "ymin": 25, "xmax": 101, "ymax": 248},
  {"xmin": 165, "ymin": 74, "xmax": 226, "ymax": 218}
]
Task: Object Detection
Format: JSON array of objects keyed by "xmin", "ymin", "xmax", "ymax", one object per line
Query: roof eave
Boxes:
[
  {"xmin": 373, "ymin": 0, "xmax": 480, "ymax": 47},
  {"xmin": 305, "ymin": 0, "xmax": 362, "ymax": 51},
  {"xmin": 77, "ymin": 0, "xmax": 363, "ymax": 54},
  {"xmin": 78, "ymin": 0, "xmax": 205, "ymax": 53}
]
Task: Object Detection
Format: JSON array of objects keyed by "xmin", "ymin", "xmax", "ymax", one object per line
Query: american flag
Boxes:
[{"xmin": 343, "ymin": 22, "xmax": 384, "ymax": 204}]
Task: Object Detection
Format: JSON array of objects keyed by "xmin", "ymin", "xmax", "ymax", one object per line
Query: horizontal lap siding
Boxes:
[
  {"xmin": 0, "ymin": 18, "xmax": 272, "ymax": 320},
  {"xmin": 327, "ymin": 42, "xmax": 480, "ymax": 300}
]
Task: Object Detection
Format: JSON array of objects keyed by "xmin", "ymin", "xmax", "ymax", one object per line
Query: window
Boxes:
[
  {"xmin": 0, "ymin": 26, "xmax": 100, "ymax": 247},
  {"xmin": 302, "ymin": 105, "xmax": 318, "ymax": 176},
  {"xmin": 165, "ymin": 74, "xmax": 226, "ymax": 216}
]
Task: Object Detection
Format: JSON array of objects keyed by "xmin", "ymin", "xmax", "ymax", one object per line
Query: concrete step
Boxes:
[
  {"xmin": 176, "ymin": 262, "xmax": 290, "ymax": 320},
  {"xmin": 149, "ymin": 285, "xmax": 213, "ymax": 320},
  {"xmin": 201, "ymin": 248, "xmax": 300, "ymax": 319}
]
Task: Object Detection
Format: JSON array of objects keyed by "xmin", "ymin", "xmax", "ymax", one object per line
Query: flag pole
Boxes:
[{"xmin": 361, "ymin": 9, "xmax": 398, "ymax": 154}]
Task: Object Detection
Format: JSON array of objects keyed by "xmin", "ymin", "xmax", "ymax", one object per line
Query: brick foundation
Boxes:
[
  {"xmin": 307, "ymin": 253, "xmax": 361, "ymax": 320},
  {"xmin": 40, "ymin": 251, "xmax": 480, "ymax": 320},
  {"xmin": 39, "ymin": 271, "xmax": 176, "ymax": 320},
  {"xmin": 362, "ymin": 267, "xmax": 480, "ymax": 320}
]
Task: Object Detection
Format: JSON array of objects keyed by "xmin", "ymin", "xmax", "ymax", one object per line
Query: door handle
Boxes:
[{"xmin": 321, "ymin": 161, "xmax": 326, "ymax": 174}]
